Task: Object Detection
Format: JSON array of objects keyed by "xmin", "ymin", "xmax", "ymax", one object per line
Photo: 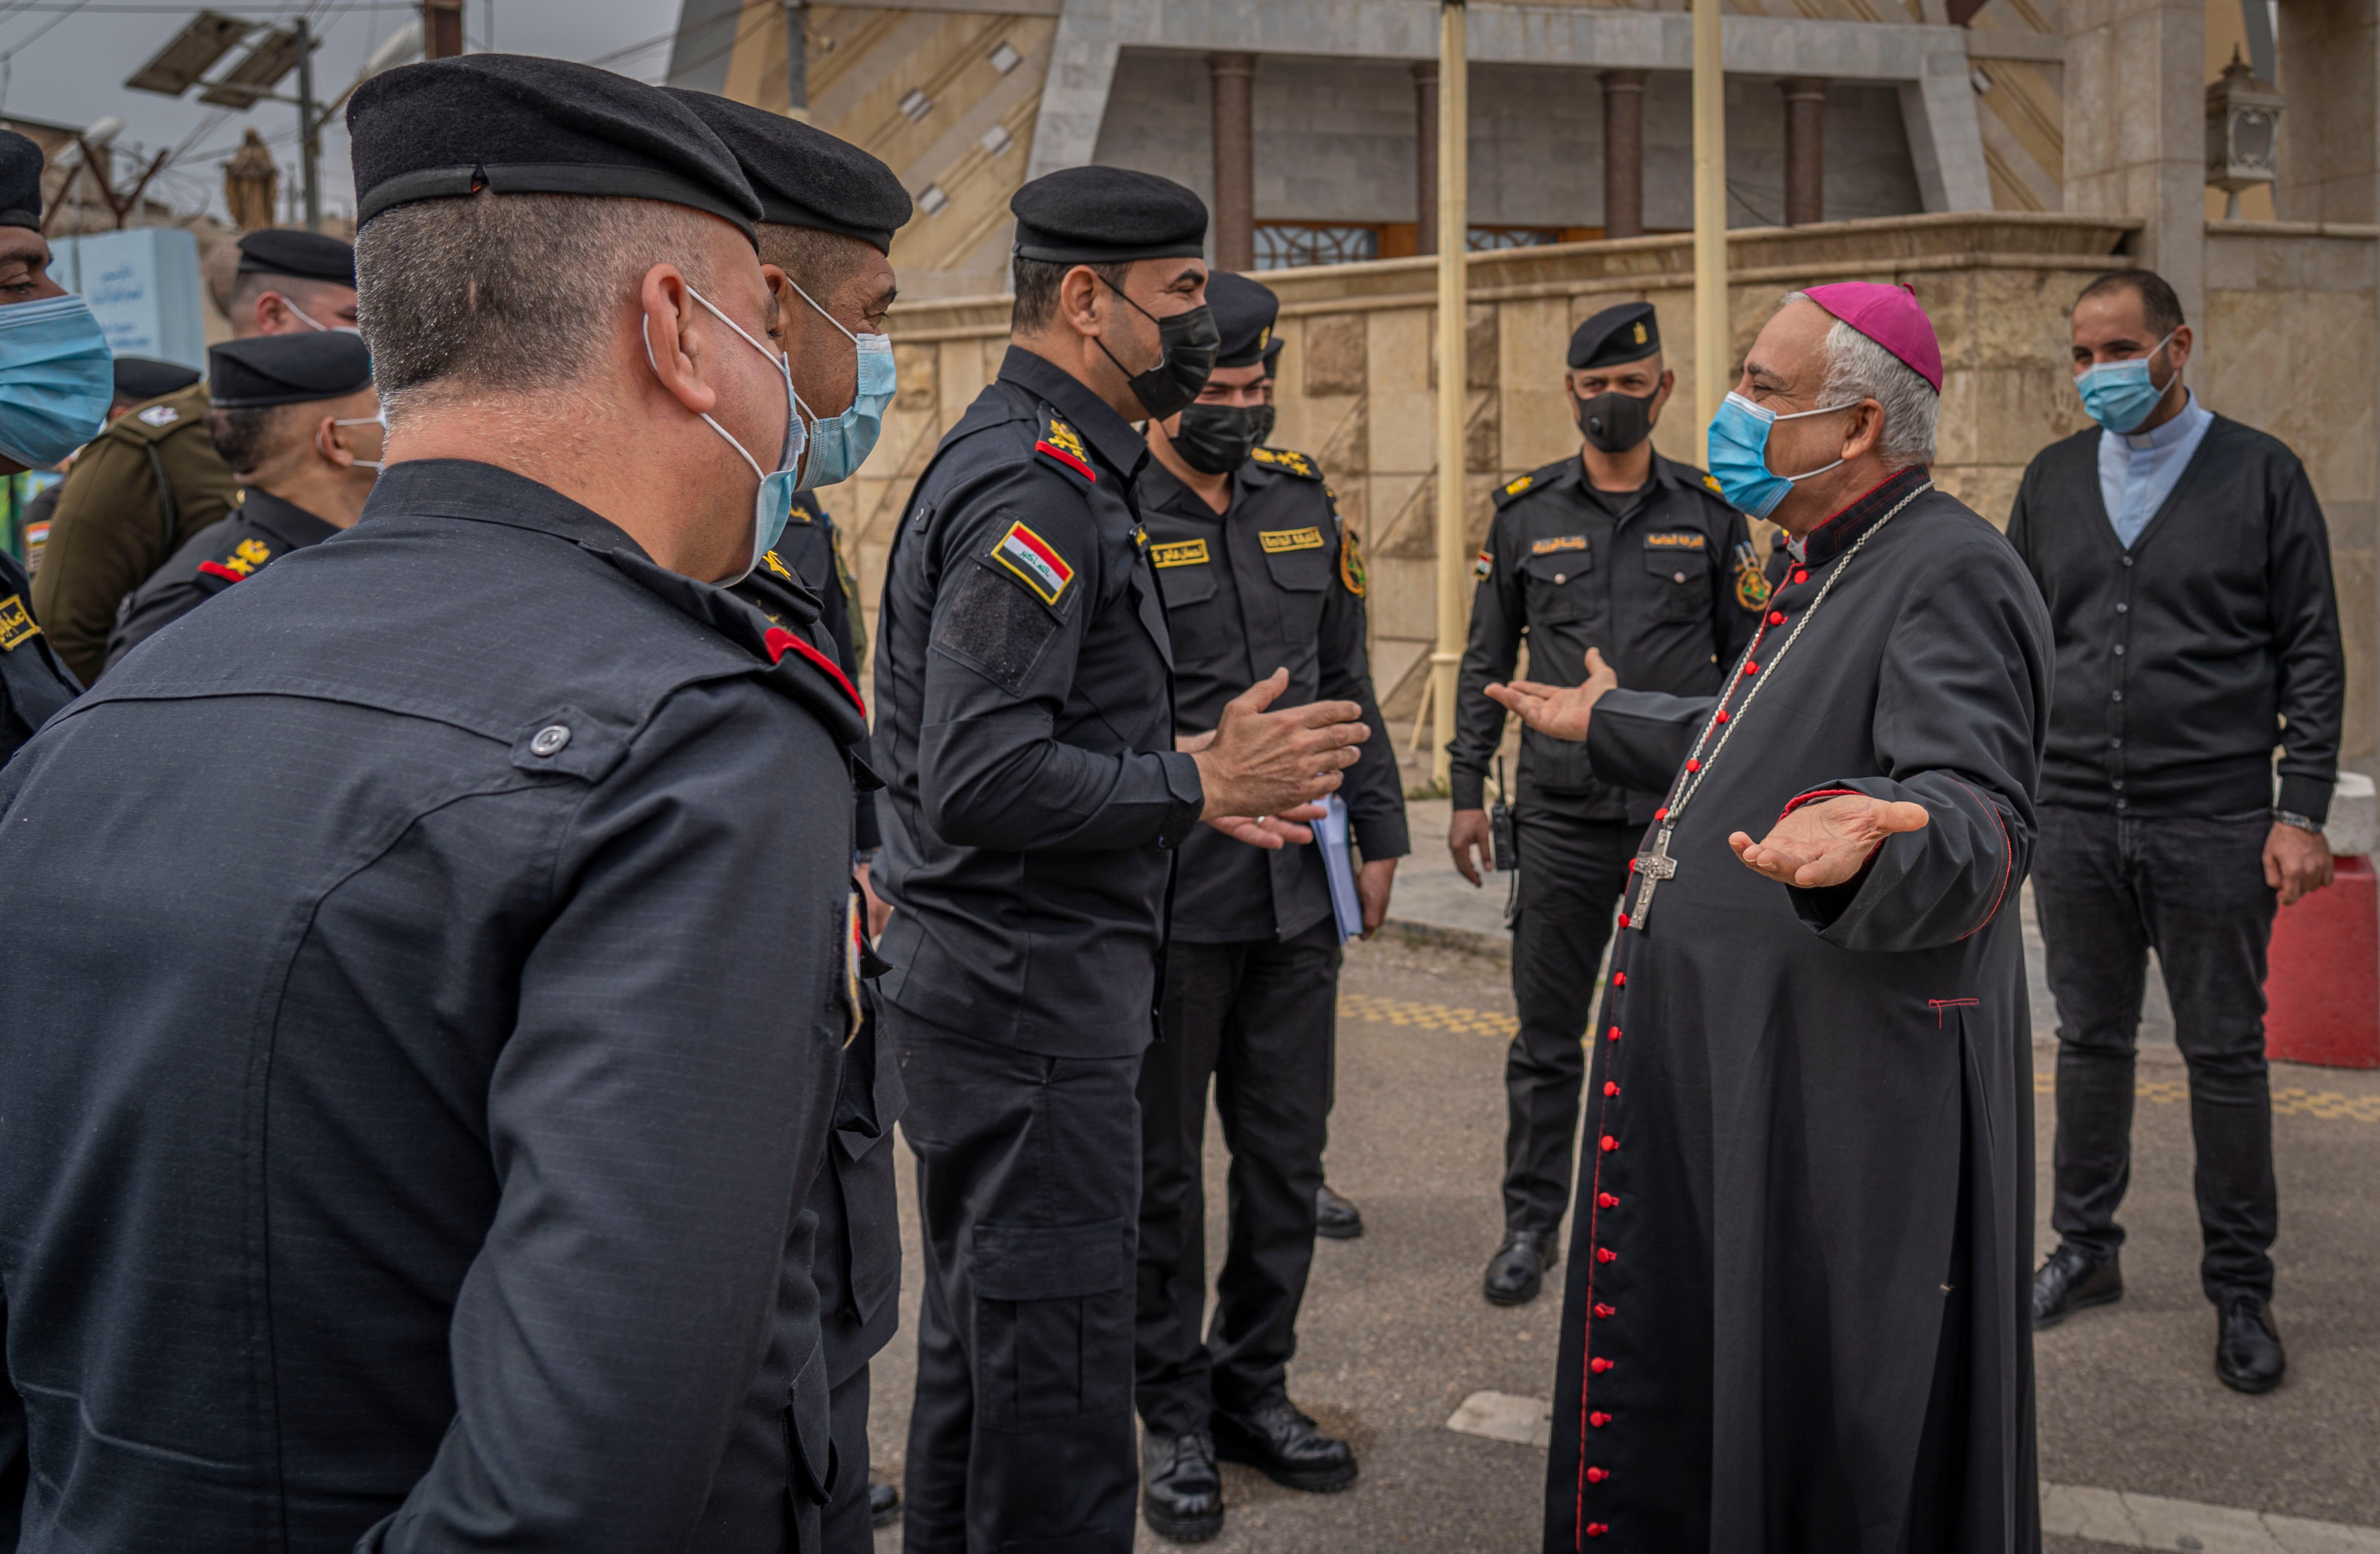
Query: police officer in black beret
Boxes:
[
  {"xmin": 1131, "ymin": 271, "xmax": 1408, "ymax": 1542},
  {"xmin": 874, "ymin": 167, "xmax": 1371, "ymax": 1552},
  {"xmin": 0, "ymin": 55, "xmax": 871, "ymax": 1549},
  {"xmin": 671, "ymin": 85, "xmax": 914, "ymax": 1549},
  {"xmin": 33, "ymin": 226, "xmax": 359, "ymax": 684},
  {"xmin": 0, "ymin": 126, "xmax": 96, "ymax": 761},
  {"xmin": 106, "ymin": 332, "xmax": 380, "ymax": 668},
  {"xmin": 1449, "ymin": 301, "xmax": 1762, "ymax": 1307}
]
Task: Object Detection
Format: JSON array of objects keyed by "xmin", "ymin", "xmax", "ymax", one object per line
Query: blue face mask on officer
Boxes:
[
  {"xmin": 1705, "ymin": 391, "xmax": 1859, "ymax": 521},
  {"xmin": 646, "ymin": 284, "xmax": 806, "ymax": 585},
  {"xmin": 2074, "ymin": 327, "xmax": 2178, "ymax": 435},
  {"xmin": 786, "ymin": 277, "xmax": 895, "ymax": 490},
  {"xmin": 0, "ymin": 292, "xmax": 112, "ymax": 471}
]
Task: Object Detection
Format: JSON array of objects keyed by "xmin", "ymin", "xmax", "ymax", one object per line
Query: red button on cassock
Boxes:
[
  {"xmin": 1592, "ymin": 1357, "xmax": 1614, "ymax": 1373},
  {"xmin": 1596, "ymin": 1246, "xmax": 1617, "ymax": 1263},
  {"xmin": 1685, "ymin": 758, "xmax": 1701, "ymax": 772},
  {"xmin": 1594, "ymin": 1302, "xmax": 1616, "ymax": 1318},
  {"xmin": 1769, "ymin": 610, "xmax": 1786, "ymax": 625},
  {"xmin": 1653, "ymin": 807, "xmax": 1667, "ymax": 822},
  {"xmin": 1615, "ymin": 913, "xmax": 1630, "ymax": 929},
  {"xmin": 1597, "ymin": 1192, "xmax": 1619, "ymax": 1208},
  {"xmin": 1599, "ymin": 1134, "xmax": 1618, "ymax": 1152},
  {"xmin": 1590, "ymin": 1412, "xmax": 1611, "ymax": 1428},
  {"xmin": 1608, "ymin": 1025, "xmax": 1621, "ymax": 1041},
  {"xmin": 1794, "ymin": 568, "xmax": 1808, "ymax": 584},
  {"xmin": 1613, "ymin": 971, "xmax": 1626, "ymax": 987},
  {"xmin": 1588, "ymin": 1525, "xmax": 1609, "ymax": 1539},
  {"xmin": 1586, "ymin": 1467, "xmax": 1610, "ymax": 1484},
  {"xmin": 1603, "ymin": 1080, "xmax": 1619, "ymax": 1096},
  {"xmin": 1743, "ymin": 660, "xmax": 1758, "ymax": 675},
  {"xmin": 1715, "ymin": 710, "xmax": 1730, "ymax": 723}
]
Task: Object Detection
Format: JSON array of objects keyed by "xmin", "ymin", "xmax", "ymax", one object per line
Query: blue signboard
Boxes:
[{"xmin": 49, "ymin": 227, "xmax": 206, "ymax": 372}]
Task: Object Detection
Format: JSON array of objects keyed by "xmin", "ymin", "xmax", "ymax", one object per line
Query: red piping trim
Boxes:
[
  {"xmin": 1034, "ymin": 440, "xmax": 1096, "ymax": 482},
  {"xmin": 197, "ymin": 560, "xmax": 245, "ymax": 583},
  {"xmin": 1780, "ymin": 786, "xmax": 1862, "ymax": 819},
  {"xmin": 1928, "ymin": 998, "xmax": 1981, "ymax": 1028},
  {"xmin": 763, "ymin": 626, "xmax": 866, "ymax": 714},
  {"xmin": 1945, "ymin": 775, "xmax": 2012, "ymax": 939}
]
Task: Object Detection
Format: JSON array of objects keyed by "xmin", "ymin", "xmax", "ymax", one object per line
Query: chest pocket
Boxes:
[
  {"xmin": 1522, "ymin": 548, "xmax": 1593, "ymax": 623},
  {"xmin": 1643, "ymin": 545, "xmax": 1710, "ymax": 622},
  {"xmin": 1262, "ymin": 544, "xmax": 1330, "ymax": 638}
]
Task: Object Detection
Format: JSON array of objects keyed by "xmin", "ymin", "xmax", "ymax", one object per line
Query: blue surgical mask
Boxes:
[
  {"xmin": 645, "ymin": 284, "xmax": 807, "ymax": 584},
  {"xmin": 1706, "ymin": 391, "xmax": 1857, "ymax": 521},
  {"xmin": 2075, "ymin": 329, "xmax": 2177, "ymax": 435},
  {"xmin": 0, "ymin": 293, "xmax": 112, "ymax": 470},
  {"xmin": 788, "ymin": 277, "xmax": 895, "ymax": 490}
]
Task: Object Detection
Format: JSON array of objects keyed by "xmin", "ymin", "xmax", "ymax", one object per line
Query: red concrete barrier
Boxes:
[{"xmin": 2266, "ymin": 855, "xmax": 2380, "ymax": 1069}]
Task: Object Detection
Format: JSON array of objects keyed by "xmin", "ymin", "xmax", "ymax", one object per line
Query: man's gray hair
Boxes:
[
  {"xmin": 356, "ymin": 191, "xmax": 723, "ymax": 420},
  {"xmin": 1782, "ymin": 289, "xmax": 1937, "ymax": 471}
]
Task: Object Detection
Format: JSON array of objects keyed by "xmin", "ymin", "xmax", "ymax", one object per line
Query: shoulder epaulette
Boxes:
[
  {"xmin": 194, "ymin": 531, "xmax": 277, "ymax": 586},
  {"xmin": 105, "ymin": 383, "xmax": 210, "ymax": 446},
  {"xmin": 1033, "ymin": 406, "xmax": 1098, "ymax": 487},
  {"xmin": 1248, "ymin": 445, "xmax": 1322, "ymax": 482},
  {"xmin": 1493, "ymin": 458, "xmax": 1574, "ymax": 510}
]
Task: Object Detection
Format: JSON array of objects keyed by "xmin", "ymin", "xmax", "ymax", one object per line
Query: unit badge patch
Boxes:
[
  {"xmin": 1531, "ymin": 534, "xmax": 1587, "ymax": 556},
  {"xmin": 1643, "ymin": 531, "xmax": 1706, "ymax": 550},
  {"xmin": 993, "ymin": 520, "xmax": 1074, "ymax": 604},
  {"xmin": 137, "ymin": 404, "xmax": 179, "ymax": 428},
  {"xmin": 0, "ymin": 592, "xmax": 37, "ymax": 651},
  {"xmin": 1733, "ymin": 540, "xmax": 1773, "ymax": 610},
  {"xmin": 1474, "ymin": 549, "xmax": 1494, "ymax": 581},
  {"xmin": 1259, "ymin": 526, "xmax": 1324, "ymax": 553},
  {"xmin": 1151, "ymin": 538, "xmax": 1209, "ymax": 569},
  {"xmin": 1340, "ymin": 526, "xmax": 1368, "ymax": 598}
]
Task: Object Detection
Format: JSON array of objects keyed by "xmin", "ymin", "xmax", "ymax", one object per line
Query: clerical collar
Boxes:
[{"xmin": 1784, "ymin": 464, "xmax": 1931, "ymax": 564}]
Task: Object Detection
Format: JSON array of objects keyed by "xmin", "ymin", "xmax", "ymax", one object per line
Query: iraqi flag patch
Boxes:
[{"xmin": 993, "ymin": 520, "xmax": 1074, "ymax": 604}]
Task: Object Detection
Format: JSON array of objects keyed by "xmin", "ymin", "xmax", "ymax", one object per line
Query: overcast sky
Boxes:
[{"xmin": 0, "ymin": 0, "xmax": 685, "ymax": 224}]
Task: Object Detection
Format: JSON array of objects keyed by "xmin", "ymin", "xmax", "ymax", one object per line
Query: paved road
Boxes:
[{"xmin": 863, "ymin": 929, "xmax": 2380, "ymax": 1553}]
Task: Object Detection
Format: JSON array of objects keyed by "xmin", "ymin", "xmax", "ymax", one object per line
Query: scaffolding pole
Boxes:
[
  {"xmin": 1692, "ymin": 0, "xmax": 1728, "ymax": 459},
  {"xmin": 1430, "ymin": 0, "xmax": 1467, "ymax": 789}
]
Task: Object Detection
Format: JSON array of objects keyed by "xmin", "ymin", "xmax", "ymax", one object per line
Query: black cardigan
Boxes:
[{"xmin": 2006, "ymin": 414, "xmax": 2345, "ymax": 821}]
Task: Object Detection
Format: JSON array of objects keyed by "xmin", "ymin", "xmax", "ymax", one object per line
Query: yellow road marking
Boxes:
[{"xmin": 1336, "ymin": 996, "xmax": 2380, "ymax": 1123}]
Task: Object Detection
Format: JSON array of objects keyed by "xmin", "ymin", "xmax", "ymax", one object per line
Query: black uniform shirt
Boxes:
[
  {"xmin": 872, "ymin": 346, "xmax": 1203, "ymax": 1057},
  {"xmin": 105, "ymin": 488, "xmax": 341, "ymax": 670},
  {"xmin": 737, "ymin": 491, "xmax": 879, "ymax": 851},
  {"xmin": 0, "ymin": 460, "xmax": 869, "ymax": 1551},
  {"xmin": 0, "ymin": 544, "xmax": 78, "ymax": 761},
  {"xmin": 1450, "ymin": 452, "xmax": 1760, "ymax": 821},
  {"xmin": 1141, "ymin": 449, "xmax": 1409, "ymax": 943}
]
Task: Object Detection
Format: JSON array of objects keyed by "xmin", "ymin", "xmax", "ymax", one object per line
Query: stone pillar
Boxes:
[
  {"xmin": 1782, "ymin": 78, "xmax": 1827, "ymax": 225},
  {"xmin": 2276, "ymin": 0, "xmax": 2379, "ymax": 223},
  {"xmin": 1414, "ymin": 60, "xmax": 1439, "ymax": 256},
  {"xmin": 2064, "ymin": 0, "xmax": 2206, "ymax": 322},
  {"xmin": 1209, "ymin": 52, "xmax": 1257, "ymax": 272},
  {"xmin": 1602, "ymin": 69, "xmax": 1646, "ymax": 238}
]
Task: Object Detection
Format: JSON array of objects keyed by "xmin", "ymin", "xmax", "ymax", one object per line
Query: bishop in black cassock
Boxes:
[{"xmin": 1491, "ymin": 285, "xmax": 2050, "ymax": 1554}]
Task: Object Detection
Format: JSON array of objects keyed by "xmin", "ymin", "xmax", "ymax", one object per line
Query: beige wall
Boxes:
[{"xmin": 859, "ymin": 211, "xmax": 2378, "ymax": 770}]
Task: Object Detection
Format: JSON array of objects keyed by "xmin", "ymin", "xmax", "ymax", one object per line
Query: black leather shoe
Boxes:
[
  {"xmin": 1484, "ymin": 1229, "xmax": 1553, "ymax": 1307},
  {"xmin": 868, "ymin": 1481, "xmax": 900, "ymax": 1529},
  {"xmin": 2215, "ymin": 1295, "xmax": 2286, "ymax": 1394},
  {"xmin": 1316, "ymin": 1182, "xmax": 1364, "ymax": 1240},
  {"xmin": 2031, "ymin": 1244, "xmax": 2123, "ymax": 1330},
  {"xmin": 1142, "ymin": 1429, "xmax": 1225, "ymax": 1542},
  {"xmin": 1213, "ymin": 1397, "xmax": 1358, "ymax": 1493}
]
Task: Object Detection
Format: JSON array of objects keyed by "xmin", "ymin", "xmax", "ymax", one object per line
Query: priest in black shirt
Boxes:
[{"xmin": 2008, "ymin": 267, "xmax": 2345, "ymax": 1394}]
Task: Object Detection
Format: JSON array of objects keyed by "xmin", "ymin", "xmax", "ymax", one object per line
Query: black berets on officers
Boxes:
[
  {"xmin": 235, "ymin": 227, "xmax": 358, "ymax": 287},
  {"xmin": 1205, "ymin": 268, "xmax": 1278, "ymax": 367},
  {"xmin": 1009, "ymin": 164, "xmax": 1209, "ymax": 262},
  {"xmin": 1569, "ymin": 299, "xmax": 1659, "ymax": 369},
  {"xmin": 667, "ymin": 88, "xmax": 912, "ymax": 253},
  {"xmin": 205, "ymin": 330, "xmax": 372, "ymax": 407},
  {"xmin": 111, "ymin": 357, "xmax": 201, "ymax": 406},
  {"xmin": 0, "ymin": 127, "xmax": 43, "ymax": 229},
  {"xmin": 0, "ymin": 50, "xmax": 872, "ymax": 1554}
]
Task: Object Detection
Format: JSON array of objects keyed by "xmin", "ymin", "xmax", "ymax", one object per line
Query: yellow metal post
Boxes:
[
  {"xmin": 1430, "ymin": 0, "xmax": 1468, "ymax": 789},
  {"xmin": 1691, "ymin": 0, "xmax": 1728, "ymax": 460}
]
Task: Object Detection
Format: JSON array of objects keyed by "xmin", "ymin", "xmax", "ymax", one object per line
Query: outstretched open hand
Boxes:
[
  {"xmin": 1484, "ymin": 647, "xmax": 1620, "ymax": 743},
  {"xmin": 1728, "ymin": 794, "xmax": 1929, "ymax": 889}
]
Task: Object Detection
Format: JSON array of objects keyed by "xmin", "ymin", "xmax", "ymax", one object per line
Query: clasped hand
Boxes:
[{"xmin": 1185, "ymin": 668, "xmax": 1369, "ymax": 850}]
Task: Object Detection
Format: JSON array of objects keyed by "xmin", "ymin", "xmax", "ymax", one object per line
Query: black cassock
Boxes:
[{"xmin": 1545, "ymin": 469, "xmax": 2050, "ymax": 1554}]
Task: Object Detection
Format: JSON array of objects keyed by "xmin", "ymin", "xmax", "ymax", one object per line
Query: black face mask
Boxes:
[
  {"xmin": 1572, "ymin": 387, "xmax": 1660, "ymax": 454},
  {"xmin": 1095, "ymin": 277, "xmax": 1219, "ymax": 422},
  {"xmin": 1249, "ymin": 401, "xmax": 1277, "ymax": 447},
  {"xmin": 1172, "ymin": 403, "xmax": 1265, "ymax": 474}
]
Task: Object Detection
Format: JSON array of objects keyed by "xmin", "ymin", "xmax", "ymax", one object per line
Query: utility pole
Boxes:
[
  {"xmin": 294, "ymin": 15, "xmax": 320, "ymax": 233},
  {"xmin": 1691, "ymin": 0, "xmax": 1727, "ymax": 460},
  {"xmin": 423, "ymin": 0, "xmax": 465, "ymax": 60},
  {"xmin": 1430, "ymin": 0, "xmax": 1466, "ymax": 789},
  {"xmin": 784, "ymin": 2, "xmax": 808, "ymax": 122}
]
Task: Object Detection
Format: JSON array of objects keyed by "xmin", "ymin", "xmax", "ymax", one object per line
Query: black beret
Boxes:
[
  {"xmin": 235, "ymin": 228, "xmax": 356, "ymax": 286},
  {"xmin": 0, "ymin": 129, "xmax": 40, "ymax": 231},
  {"xmin": 348, "ymin": 54, "xmax": 761, "ymax": 239},
  {"xmin": 113, "ymin": 357, "xmax": 201, "ymax": 403},
  {"xmin": 1011, "ymin": 166, "xmax": 1205, "ymax": 265},
  {"xmin": 1569, "ymin": 301, "xmax": 1660, "ymax": 370},
  {"xmin": 1261, "ymin": 336, "xmax": 1283, "ymax": 377},
  {"xmin": 1206, "ymin": 271, "xmax": 1278, "ymax": 369},
  {"xmin": 664, "ymin": 89, "xmax": 911, "ymax": 255},
  {"xmin": 208, "ymin": 332, "xmax": 373, "ymax": 410}
]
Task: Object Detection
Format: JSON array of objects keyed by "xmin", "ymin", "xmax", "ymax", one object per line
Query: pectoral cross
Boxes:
[{"xmin": 1628, "ymin": 827, "xmax": 1676, "ymax": 931}]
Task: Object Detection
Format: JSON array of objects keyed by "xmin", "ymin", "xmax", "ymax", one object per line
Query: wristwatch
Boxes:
[{"xmin": 2273, "ymin": 810, "xmax": 2324, "ymax": 835}]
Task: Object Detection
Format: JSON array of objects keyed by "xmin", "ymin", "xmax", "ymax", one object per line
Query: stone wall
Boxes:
[{"xmin": 846, "ymin": 211, "xmax": 2379, "ymax": 770}]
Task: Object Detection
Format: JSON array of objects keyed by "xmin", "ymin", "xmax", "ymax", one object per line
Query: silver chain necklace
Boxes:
[{"xmin": 1623, "ymin": 480, "xmax": 1932, "ymax": 932}]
